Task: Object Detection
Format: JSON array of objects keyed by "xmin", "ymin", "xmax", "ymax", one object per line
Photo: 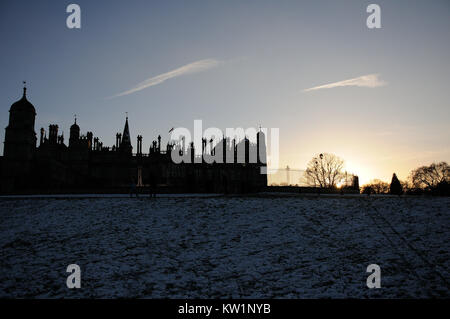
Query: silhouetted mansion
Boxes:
[{"xmin": 0, "ymin": 86, "xmax": 267, "ymax": 194}]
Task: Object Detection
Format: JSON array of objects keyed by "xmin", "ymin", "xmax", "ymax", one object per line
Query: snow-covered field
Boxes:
[{"xmin": 0, "ymin": 194, "xmax": 449, "ymax": 298}]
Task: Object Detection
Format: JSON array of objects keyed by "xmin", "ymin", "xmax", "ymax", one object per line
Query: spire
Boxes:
[
  {"xmin": 22, "ymin": 81, "xmax": 27, "ymax": 98},
  {"xmin": 121, "ymin": 115, "xmax": 132, "ymax": 148}
]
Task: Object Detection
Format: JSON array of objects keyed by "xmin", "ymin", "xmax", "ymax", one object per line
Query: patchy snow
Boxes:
[
  {"xmin": 0, "ymin": 193, "xmax": 221, "ymax": 199},
  {"xmin": 0, "ymin": 195, "xmax": 449, "ymax": 298}
]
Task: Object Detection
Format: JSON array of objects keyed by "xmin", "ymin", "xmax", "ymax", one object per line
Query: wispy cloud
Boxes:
[
  {"xmin": 304, "ymin": 74, "xmax": 386, "ymax": 92},
  {"xmin": 109, "ymin": 59, "xmax": 221, "ymax": 98}
]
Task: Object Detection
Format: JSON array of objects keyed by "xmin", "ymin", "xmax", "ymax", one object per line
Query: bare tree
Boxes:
[
  {"xmin": 305, "ymin": 153, "xmax": 345, "ymax": 188},
  {"xmin": 362, "ymin": 179, "xmax": 390, "ymax": 194},
  {"xmin": 400, "ymin": 179, "xmax": 413, "ymax": 193},
  {"xmin": 410, "ymin": 162, "xmax": 449, "ymax": 190}
]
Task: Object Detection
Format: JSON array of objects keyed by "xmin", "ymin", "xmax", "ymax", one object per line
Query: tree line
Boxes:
[
  {"xmin": 362, "ymin": 162, "xmax": 449, "ymax": 196},
  {"xmin": 303, "ymin": 153, "xmax": 449, "ymax": 196}
]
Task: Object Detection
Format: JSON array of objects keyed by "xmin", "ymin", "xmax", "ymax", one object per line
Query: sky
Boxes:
[{"xmin": 0, "ymin": 0, "xmax": 449, "ymax": 185}]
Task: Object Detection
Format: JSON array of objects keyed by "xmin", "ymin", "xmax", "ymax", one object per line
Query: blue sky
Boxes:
[{"xmin": 1, "ymin": 0, "xmax": 449, "ymax": 184}]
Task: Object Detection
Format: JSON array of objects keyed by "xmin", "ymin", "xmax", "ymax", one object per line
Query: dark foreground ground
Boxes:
[{"xmin": 0, "ymin": 194, "xmax": 449, "ymax": 298}]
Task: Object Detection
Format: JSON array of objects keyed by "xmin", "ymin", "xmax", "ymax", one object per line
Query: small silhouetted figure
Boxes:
[
  {"xmin": 130, "ymin": 179, "xmax": 138, "ymax": 198},
  {"xmin": 149, "ymin": 174, "xmax": 156, "ymax": 199}
]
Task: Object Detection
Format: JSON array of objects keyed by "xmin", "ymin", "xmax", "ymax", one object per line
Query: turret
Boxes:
[
  {"xmin": 86, "ymin": 132, "xmax": 93, "ymax": 150},
  {"xmin": 2, "ymin": 83, "xmax": 37, "ymax": 191},
  {"xmin": 69, "ymin": 116, "xmax": 80, "ymax": 147},
  {"xmin": 4, "ymin": 83, "xmax": 36, "ymax": 160},
  {"xmin": 48, "ymin": 124, "xmax": 58, "ymax": 144},
  {"xmin": 115, "ymin": 133, "xmax": 122, "ymax": 148},
  {"xmin": 40, "ymin": 128, "xmax": 45, "ymax": 146},
  {"xmin": 257, "ymin": 129, "xmax": 267, "ymax": 164},
  {"xmin": 137, "ymin": 135, "xmax": 143, "ymax": 155}
]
